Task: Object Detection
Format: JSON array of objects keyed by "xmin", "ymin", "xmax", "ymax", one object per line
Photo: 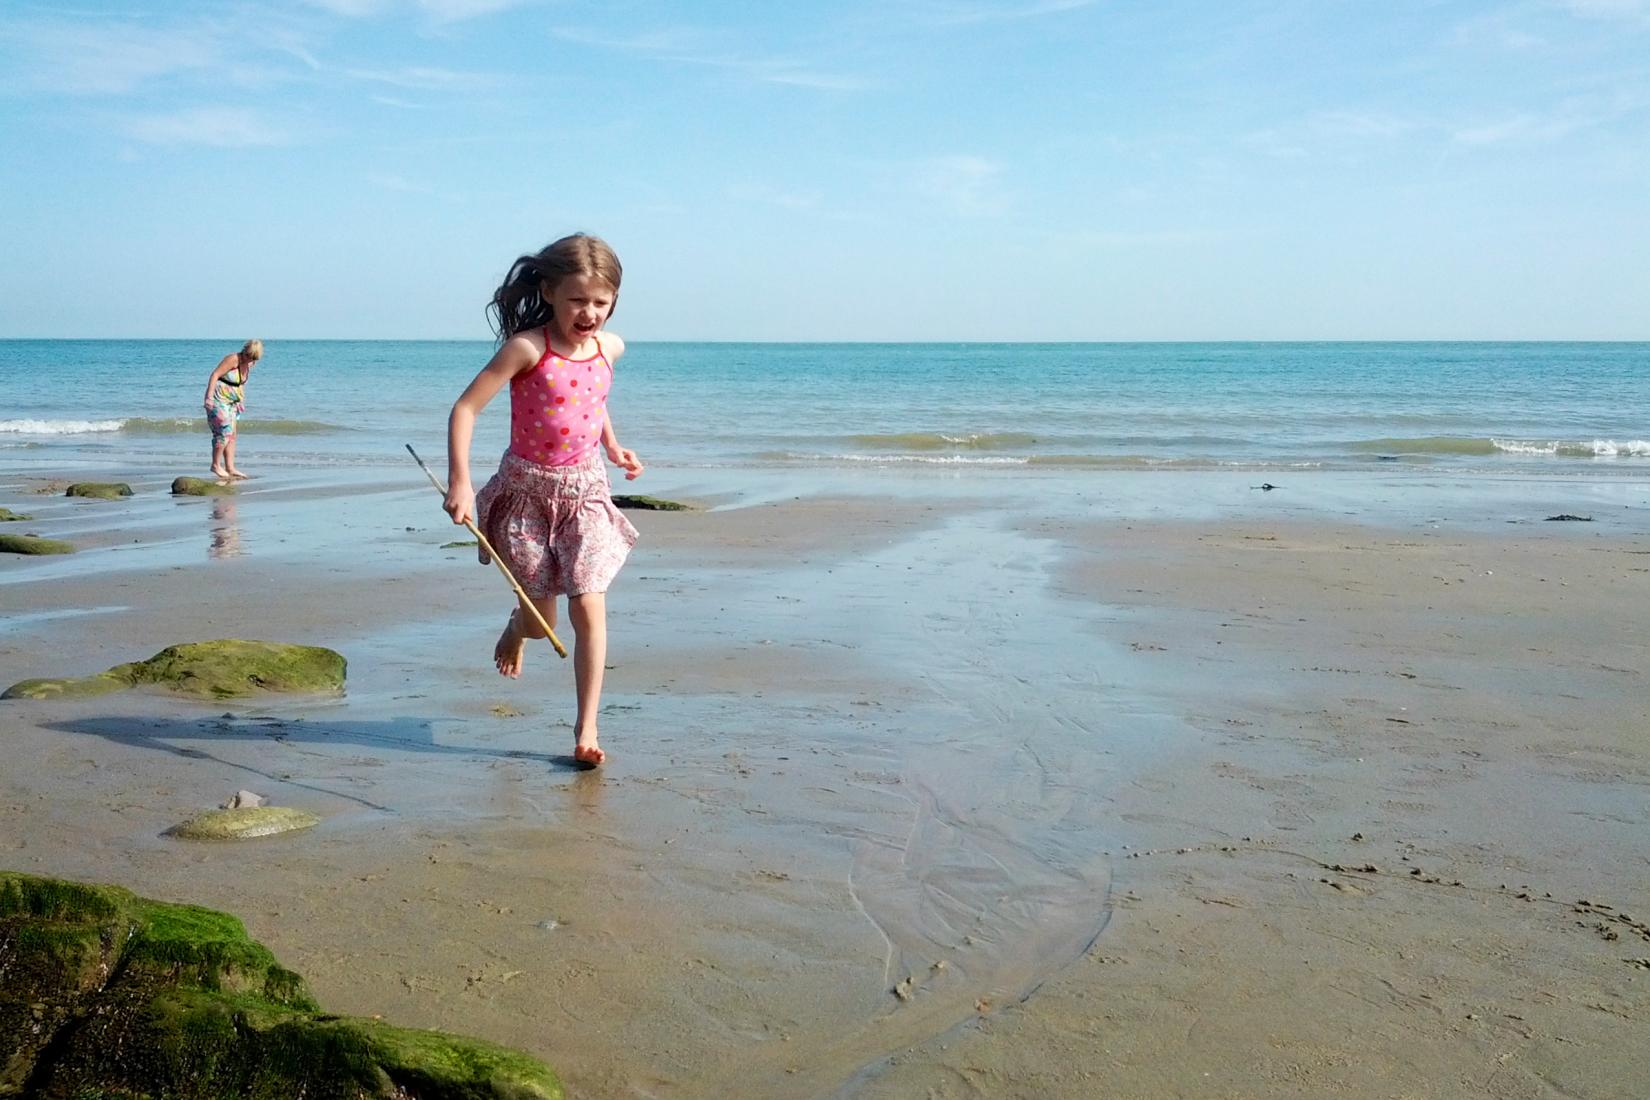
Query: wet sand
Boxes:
[{"xmin": 2, "ymin": 471, "xmax": 1647, "ymax": 1097}]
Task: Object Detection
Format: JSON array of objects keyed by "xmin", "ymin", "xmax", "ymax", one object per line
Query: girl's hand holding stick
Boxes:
[{"xmin": 406, "ymin": 444, "xmax": 568, "ymax": 659}]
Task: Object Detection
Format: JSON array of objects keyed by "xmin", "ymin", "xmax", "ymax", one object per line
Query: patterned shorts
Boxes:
[
  {"xmin": 207, "ymin": 400, "xmax": 240, "ymax": 442},
  {"xmin": 473, "ymin": 450, "xmax": 639, "ymax": 599}
]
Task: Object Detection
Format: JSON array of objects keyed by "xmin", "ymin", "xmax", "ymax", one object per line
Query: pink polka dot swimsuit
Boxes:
[{"xmin": 508, "ymin": 328, "xmax": 611, "ymax": 467}]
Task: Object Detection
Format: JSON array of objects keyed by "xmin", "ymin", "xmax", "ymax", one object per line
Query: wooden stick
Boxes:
[{"xmin": 407, "ymin": 444, "xmax": 568, "ymax": 659}]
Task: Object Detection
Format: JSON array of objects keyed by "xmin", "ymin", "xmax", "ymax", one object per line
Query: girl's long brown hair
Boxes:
[{"xmin": 488, "ymin": 233, "xmax": 623, "ymax": 342}]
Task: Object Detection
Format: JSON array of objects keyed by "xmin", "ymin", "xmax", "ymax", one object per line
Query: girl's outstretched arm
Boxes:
[
  {"xmin": 597, "ymin": 332, "xmax": 642, "ymax": 479},
  {"xmin": 445, "ymin": 335, "xmax": 538, "ymax": 524},
  {"xmin": 602, "ymin": 413, "xmax": 644, "ymax": 480}
]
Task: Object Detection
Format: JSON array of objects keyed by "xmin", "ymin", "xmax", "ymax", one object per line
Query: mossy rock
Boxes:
[
  {"xmin": 0, "ymin": 871, "xmax": 563, "ymax": 1099},
  {"xmin": 64, "ymin": 482, "xmax": 133, "ymax": 500},
  {"xmin": 0, "ymin": 508, "xmax": 33, "ymax": 521},
  {"xmin": 168, "ymin": 806, "xmax": 321, "ymax": 841},
  {"xmin": 0, "ymin": 533, "xmax": 75, "ymax": 555},
  {"xmin": 171, "ymin": 476, "xmax": 237, "ymax": 497},
  {"xmin": 612, "ymin": 494, "xmax": 692, "ymax": 511},
  {"xmin": 3, "ymin": 639, "xmax": 347, "ymax": 701}
]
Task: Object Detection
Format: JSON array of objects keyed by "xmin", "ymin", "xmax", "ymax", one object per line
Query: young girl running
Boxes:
[{"xmin": 444, "ymin": 233, "xmax": 644, "ymax": 767}]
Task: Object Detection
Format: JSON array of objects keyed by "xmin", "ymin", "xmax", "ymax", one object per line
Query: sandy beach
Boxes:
[{"xmin": 2, "ymin": 467, "xmax": 1647, "ymax": 1098}]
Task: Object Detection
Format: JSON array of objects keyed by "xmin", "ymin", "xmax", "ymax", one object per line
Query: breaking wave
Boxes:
[
  {"xmin": 0, "ymin": 417, "xmax": 341, "ymax": 436},
  {"xmin": 1351, "ymin": 436, "xmax": 1649, "ymax": 458}
]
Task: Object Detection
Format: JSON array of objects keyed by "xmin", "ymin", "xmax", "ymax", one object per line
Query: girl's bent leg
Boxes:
[
  {"xmin": 210, "ymin": 437, "xmax": 228, "ymax": 477},
  {"xmin": 569, "ymin": 592, "xmax": 608, "ymax": 765},
  {"xmin": 495, "ymin": 595, "xmax": 556, "ymax": 679}
]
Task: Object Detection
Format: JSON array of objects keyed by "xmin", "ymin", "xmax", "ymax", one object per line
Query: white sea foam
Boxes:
[
  {"xmin": 827, "ymin": 453, "xmax": 1029, "ymax": 465},
  {"xmin": 1490, "ymin": 438, "xmax": 1559, "ymax": 455},
  {"xmin": 0, "ymin": 418, "xmax": 127, "ymax": 434},
  {"xmin": 1491, "ymin": 438, "xmax": 1650, "ymax": 457},
  {"xmin": 0, "ymin": 415, "xmax": 337, "ymax": 436},
  {"xmin": 1589, "ymin": 439, "xmax": 1650, "ymax": 457}
]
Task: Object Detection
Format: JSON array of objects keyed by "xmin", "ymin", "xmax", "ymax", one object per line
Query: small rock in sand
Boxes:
[{"xmin": 168, "ymin": 806, "xmax": 319, "ymax": 840}]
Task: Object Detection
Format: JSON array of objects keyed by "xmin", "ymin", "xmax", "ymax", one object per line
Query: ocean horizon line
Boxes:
[{"xmin": 2, "ymin": 336, "xmax": 1648, "ymax": 346}]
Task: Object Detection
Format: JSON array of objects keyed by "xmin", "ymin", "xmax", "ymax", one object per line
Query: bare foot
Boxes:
[
  {"xmin": 493, "ymin": 610, "xmax": 526, "ymax": 678},
  {"xmin": 210, "ymin": 466, "xmax": 229, "ymax": 480},
  {"xmin": 573, "ymin": 735, "xmax": 605, "ymax": 768},
  {"xmin": 227, "ymin": 469, "xmax": 251, "ymax": 480}
]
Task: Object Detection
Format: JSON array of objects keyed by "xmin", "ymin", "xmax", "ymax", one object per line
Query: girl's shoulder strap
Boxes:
[
  {"xmin": 523, "ymin": 326, "xmax": 554, "ymax": 373},
  {"xmin": 594, "ymin": 334, "xmax": 609, "ymax": 368}
]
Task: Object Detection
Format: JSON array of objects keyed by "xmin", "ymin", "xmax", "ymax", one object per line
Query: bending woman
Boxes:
[{"xmin": 203, "ymin": 339, "xmax": 262, "ymax": 480}]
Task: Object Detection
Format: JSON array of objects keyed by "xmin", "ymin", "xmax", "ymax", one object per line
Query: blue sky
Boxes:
[{"xmin": 1, "ymin": 0, "xmax": 1646, "ymax": 340}]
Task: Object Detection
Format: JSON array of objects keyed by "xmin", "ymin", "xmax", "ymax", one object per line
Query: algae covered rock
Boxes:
[
  {"xmin": 3, "ymin": 639, "xmax": 347, "ymax": 701},
  {"xmin": 0, "ymin": 508, "xmax": 33, "ymax": 521},
  {"xmin": 172, "ymin": 476, "xmax": 237, "ymax": 496},
  {"xmin": 0, "ymin": 533, "xmax": 74, "ymax": 555},
  {"xmin": 64, "ymin": 482, "xmax": 133, "ymax": 499},
  {"xmin": 0, "ymin": 871, "xmax": 563, "ymax": 1099},
  {"xmin": 168, "ymin": 806, "xmax": 321, "ymax": 840},
  {"xmin": 612, "ymin": 494, "xmax": 692, "ymax": 511}
]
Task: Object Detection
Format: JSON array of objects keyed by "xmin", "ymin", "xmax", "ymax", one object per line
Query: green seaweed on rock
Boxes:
[
  {"xmin": 170, "ymin": 477, "xmax": 237, "ymax": 497},
  {"xmin": 167, "ymin": 807, "xmax": 321, "ymax": 841},
  {"xmin": 0, "ymin": 533, "xmax": 75, "ymax": 555},
  {"xmin": 611, "ymin": 494, "xmax": 692, "ymax": 511},
  {"xmin": 0, "ymin": 871, "xmax": 562, "ymax": 1099},
  {"xmin": 2, "ymin": 640, "xmax": 346, "ymax": 701},
  {"xmin": 64, "ymin": 483, "xmax": 133, "ymax": 500}
]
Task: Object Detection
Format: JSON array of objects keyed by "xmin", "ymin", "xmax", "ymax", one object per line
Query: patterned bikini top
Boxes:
[
  {"xmin": 507, "ymin": 329, "xmax": 612, "ymax": 467},
  {"xmin": 215, "ymin": 368, "xmax": 247, "ymax": 407}
]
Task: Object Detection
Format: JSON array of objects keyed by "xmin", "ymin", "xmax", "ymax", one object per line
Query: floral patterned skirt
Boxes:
[
  {"xmin": 473, "ymin": 450, "xmax": 638, "ymax": 599},
  {"xmin": 207, "ymin": 397, "xmax": 241, "ymax": 441}
]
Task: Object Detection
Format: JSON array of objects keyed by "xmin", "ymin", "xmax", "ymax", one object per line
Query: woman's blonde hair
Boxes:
[
  {"xmin": 489, "ymin": 233, "xmax": 622, "ymax": 342},
  {"xmin": 240, "ymin": 339, "xmax": 263, "ymax": 360}
]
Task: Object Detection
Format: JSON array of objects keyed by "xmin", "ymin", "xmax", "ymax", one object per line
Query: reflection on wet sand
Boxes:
[
  {"xmin": 570, "ymin": 767, "xmax": 606, "ymax": 819},
  {"xmin": 209, "ymin": 497, "xmax": 242, "ymax": 559}
]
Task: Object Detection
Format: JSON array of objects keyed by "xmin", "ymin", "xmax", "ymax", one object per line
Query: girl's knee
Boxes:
[{"xmin": 568, "ymin": 591, "xmax": 606, "ymax": 625}]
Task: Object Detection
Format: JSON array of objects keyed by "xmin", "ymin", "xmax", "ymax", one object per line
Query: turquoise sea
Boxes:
[{"xmin": 2, "ymin": 341, "xmax": 1647, "ymax": 479}]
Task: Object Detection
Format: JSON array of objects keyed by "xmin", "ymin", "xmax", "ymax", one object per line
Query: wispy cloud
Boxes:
[
  {"xmin": 1241, "ymin": 109, "xmax": 1422, "ymax": 160},
  {"xmin": 416, "ymin": 0, "xmax": 530, "ymax": 24},
  {"xmin": 275, "ymin": 39, "xmax": 324, "ymax": 71},
  {"xmin": 1312, "ymin": 110, "xmax": 1419, "ymax": 140},
  {"xmin": 1455, "ymin": 1, "xmax": 1650, "ymax": 51},
  {"xmin": 367, "ymin": 172, "xmax": 435, "ymax": 193},
  {"xmin": 299, "ymin": 0, "xmax": 530, "ymax": 24},
  {"xmin": 0, "ymin": 18, "xmax": 218, "ymax": 95},
  {"xmin": 911, "ymin": 155, "xmax": 1009, "ymax": 216},
  {"xmin": 901, "ymin": 0, "xmax": 1096, "ymax": 27},
  {"xmin": 1451, "ymin": 10, "xmax": 1549, "ymax": 51},
  {"xmin": 125, "ymin": 107, "xmax": 292, "ymax": 147},
  {"xmin": 1065, "ymin": 227, "xmax": 1219, "ymax": 248},
  {"xmin": 1453, "ymin": 85, "xmax": 1650, "ymax": 145},
  {"xmin": 554, "ymin": 28, "xmax": 875, "ymax": 91},
  {"xmin": 1239, "ymin": 128, "xmax": 1311, "ymax": 160},
  {"xmin": 1555, "ymin": 0, "xmax": 1650, "ymax": 25},
  {"xmin": 1454, "ymin": 113, "xmax": 1566, "ymax": 145},
  {"xmin": 0, "ymin": 11, "xmax": 328, "ymax": 97},
  {"xmin": 728, "ymin": 182, "xmax": 823, "ymax": 212},
  {"xmin": 344, "ymin": 65, "xmax": 499, "ymax": 91},
  {"xmin": 300, "ymin": 0, "xmax": 390, "ymax": 15}
]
